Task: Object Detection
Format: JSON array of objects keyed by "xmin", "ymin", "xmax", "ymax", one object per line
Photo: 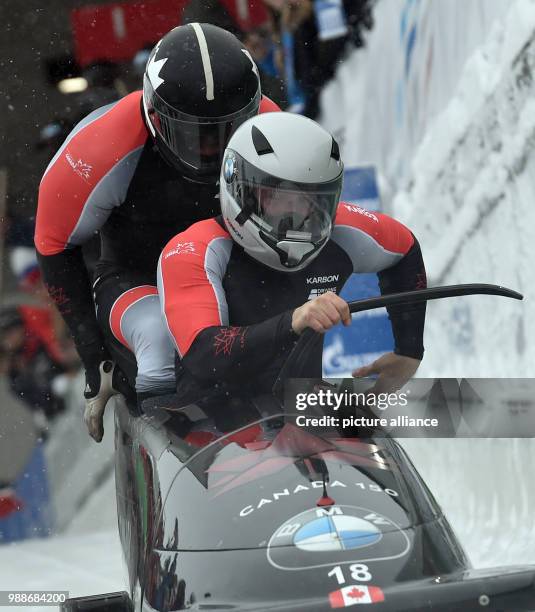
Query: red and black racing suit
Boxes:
[
  {"xmin": 157, "ymin": 203, "xmax": 427, "ymax": 394},
  {"xmin": 34, "ymin": 91, "xmax": 279, "ymax": 395}
]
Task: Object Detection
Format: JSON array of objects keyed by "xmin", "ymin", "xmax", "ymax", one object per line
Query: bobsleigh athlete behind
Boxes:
[
  {"xmin": 156, "ymin": 111, "xmax": 427, "ymax": 399},
  {"xmin": 34, "ymin": 23, "xmax": 280, "ymax": 441}
]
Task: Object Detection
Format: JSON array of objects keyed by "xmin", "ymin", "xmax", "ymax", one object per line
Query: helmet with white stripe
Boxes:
[
  {"xmin": 143, "ymin": 23, "xmax": 261, "ymax": 182},
  {"xmin": 220, "ymin": 112, "xmax": 344, "ymax": 272}
]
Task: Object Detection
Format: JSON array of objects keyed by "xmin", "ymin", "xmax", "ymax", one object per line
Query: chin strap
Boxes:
[{"xmin": 276, "ymin": 239, "xmax": 315, "ymax": 266}]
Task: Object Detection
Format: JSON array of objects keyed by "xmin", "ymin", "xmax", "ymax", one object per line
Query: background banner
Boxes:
[{"xmin": 323, "ymin": 166, "xmax": 394, "ymax": 376}]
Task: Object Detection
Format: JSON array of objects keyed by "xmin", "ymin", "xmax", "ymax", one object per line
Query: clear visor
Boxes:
[
  {"xmin": 224, "ymin": 151, "xmax": 342, "ymax": 251},
  {"xmin": 247, "ymin": 184, "xmax": 335, "ymax": 242},
  {"xmin": 144, "ymin": 76, "xmax": 261, "ymax": 174}
]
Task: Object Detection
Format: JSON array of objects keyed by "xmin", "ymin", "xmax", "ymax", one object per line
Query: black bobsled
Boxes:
[{"xmin": 62, "ymin": 284, "xmax": 535, "ymax": 612}]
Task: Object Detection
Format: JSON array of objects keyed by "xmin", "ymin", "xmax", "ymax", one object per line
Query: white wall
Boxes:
[
  {"xmin": 322, "ymin": 0, "xmax": 510, "ymax": 195},
  {"xmin": 44, "ymin": 375, "xmax": 116, "ymax": 531},
  {"xmin": 322, "ymin": 0, "xmax": 535, "ymax": 376}
]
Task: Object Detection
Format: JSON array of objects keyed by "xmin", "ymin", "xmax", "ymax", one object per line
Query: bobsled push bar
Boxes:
[{"xmin": 272, "ymin": 283, "xmax": 523, "ymax": 394}]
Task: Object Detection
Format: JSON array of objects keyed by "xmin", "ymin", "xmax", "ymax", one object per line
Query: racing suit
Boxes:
[
  {"xmin": 156, "ymin": 203, "xmax": 427, "ymax": 393},
  {"xmin": 34, "ymin": 90, "xmax": 279, "ymax": 396}
]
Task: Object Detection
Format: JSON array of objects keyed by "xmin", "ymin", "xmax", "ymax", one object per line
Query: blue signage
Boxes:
[
  {"xmin": 323, "ymin": 166, "xmax": 394, "ymax": 376},
  {"xmin": 0, "ymin": 443, "xmax": 53, "ymax": 543}
]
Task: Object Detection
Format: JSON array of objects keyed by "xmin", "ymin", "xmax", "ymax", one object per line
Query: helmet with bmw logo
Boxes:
[{"xmin": 220, "ymin": 112, "xmax": 344, "ymax": 272}]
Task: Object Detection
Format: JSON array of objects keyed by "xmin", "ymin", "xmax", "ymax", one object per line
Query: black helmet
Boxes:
[{"xmin": 142, "ymin": 23, "xmax": 261, "ymax": 181}]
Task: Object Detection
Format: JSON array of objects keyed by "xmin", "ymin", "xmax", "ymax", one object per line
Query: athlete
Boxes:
[
  {"xmin": 156, "ymin": 112, "xmax": 427, "ymax": 399},
  {"xmin": 34, "ymin": 24, "xmax": 280, "ymax": 441}
]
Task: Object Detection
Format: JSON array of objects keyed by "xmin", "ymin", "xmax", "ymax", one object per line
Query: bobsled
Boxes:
[{"xmin": 61, "ymin": 285, "xmax": 535, "ymax": 611}]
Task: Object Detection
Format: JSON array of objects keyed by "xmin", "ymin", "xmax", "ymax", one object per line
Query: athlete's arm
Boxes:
[
  {"xmin": 332, "ymin": 203, "xmax": 427, "ymax": 360},
  {"xmin": 34, "ymin": 93, "xmax": 146, "ymax": 366},
  {"xmin": 35, "ymin": 249, "xmax": 105, "ymax": 366},
  {"xmin": 377, "ymin": 236, "xmax": 426, "ymax": 359},
  {"xmin": 158, "ymin": 221, "xmax": 298, "ymax": 384}
]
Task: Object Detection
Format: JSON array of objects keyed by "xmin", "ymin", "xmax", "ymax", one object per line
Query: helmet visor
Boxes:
[
  {"xmin": 249, "ymin": 184, "xmax": 335, "ymax": 242},
  {"xmin": 224, "ymin": 151, "xmax": 342, "ymax": 263},
  {"xmin": 144, "ymin": 76, "xmax": 261, "ymax": 174}
]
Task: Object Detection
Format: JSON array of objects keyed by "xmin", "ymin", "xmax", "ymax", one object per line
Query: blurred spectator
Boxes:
[
  {"xmin": 243, "ymin": 23, "xmax": 288, "ymax": 108},
  {"xmin": 182, "ymin": 0, "xmax": 242, "ymax": 37},
  {"xmin": 10, "ymin": 246, "xmax": 42, "ymax": 295},
  {"xmin": 8, "ymin": 245, "xmax": 74, "ymax": 347},
  {"xmin": 1, "ymin": 214, "xmax": 82, "ymax": 427},
  {"xmin": 105, "ymin": 1, "xmax": 374, "ymax": 119},
  {"xmin": 0, "ymin": 303, "xmax": 79, "ymax": 436},
  {"xmin": 182, "ymin": 0, "xmax": 288, "ymax": 108},
  {"xmin": 0, "ymin": 482, "xmax": 23, "ymax": 519},
  {"xmin": 265, "ymin": 0, "xmax": 374, "ymax": 118},
  {"xmin": 2, "ymin": 210, "xmax": 97, "ymax": 338},
  {"xmin": 132, "ymin": 45, "xmax": 155, "ymax": 83}
]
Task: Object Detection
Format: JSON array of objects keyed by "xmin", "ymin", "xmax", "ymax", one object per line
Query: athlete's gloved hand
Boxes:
[
  {"xmin": 352, "ymin": 352, "xmax": 421, "ymax": 394},
  {"xmin": 291, "ymin": 291, "xmax": 351, "ymax": 334},
  {"xmin": 83, "ymin": 360, "xmax": 118, "ymax": 442}
]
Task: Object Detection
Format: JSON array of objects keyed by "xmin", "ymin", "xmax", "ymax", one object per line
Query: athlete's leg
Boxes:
[{"xmin": 94, "ymin": 272, "xmax": 176, "ymax": 399}]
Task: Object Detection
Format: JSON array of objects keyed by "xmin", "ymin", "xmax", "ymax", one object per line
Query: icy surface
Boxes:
[
  {"xmin": 402, "ymin": 438, "xmax": 535, "ymax": 567},
  {"xmin": 0, "ymin": 474, "xmax": 123, "ymax": 611},
  {"xmin": 391, "ymin": 1, "xmax": 535, "ymax": 377},
  {"xmin": 0, "ymin": 529, "xmax": 124, "ymax": 612}
]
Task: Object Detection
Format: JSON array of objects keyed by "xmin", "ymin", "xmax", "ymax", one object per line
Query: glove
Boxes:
[{"xmin": 83, "ymin": 360, "xmax": 118, "ymax": 442}]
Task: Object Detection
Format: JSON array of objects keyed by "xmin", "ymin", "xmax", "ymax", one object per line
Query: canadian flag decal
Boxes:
[{"xmin": 329, "ymin": 585, "xmax": 385, "ymax": 607}]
